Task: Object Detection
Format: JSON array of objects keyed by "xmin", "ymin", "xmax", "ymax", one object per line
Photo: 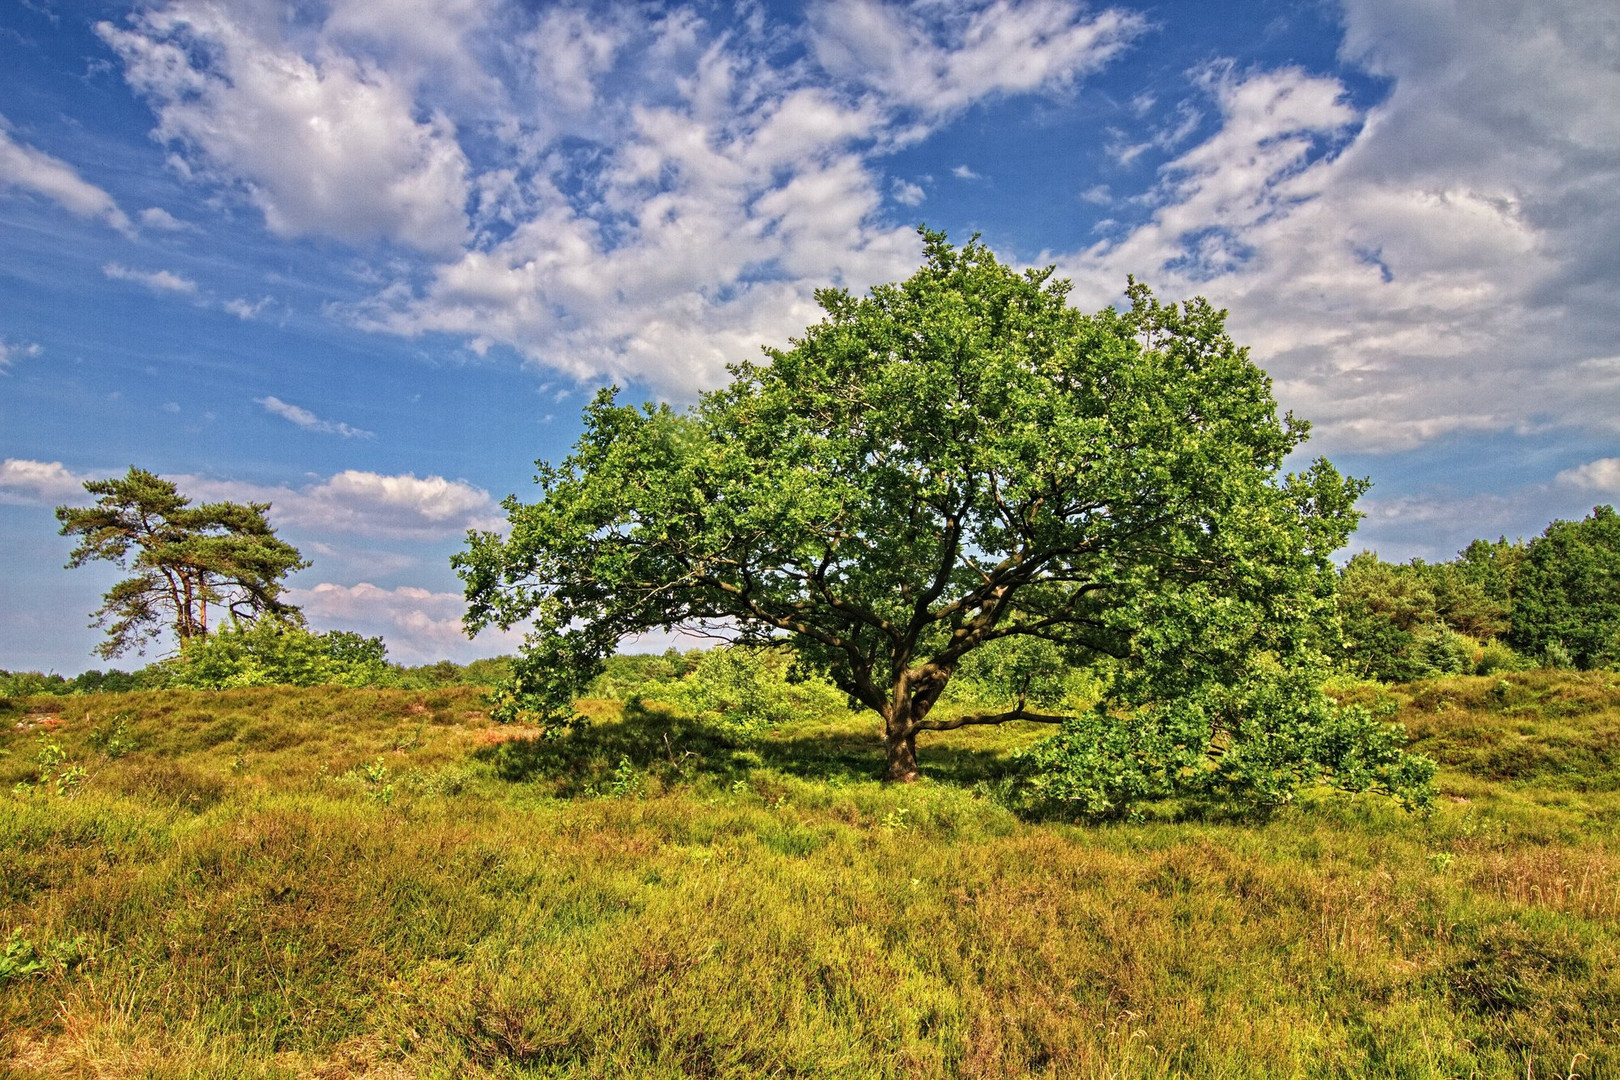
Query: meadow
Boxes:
[{"xmin": 2, "ymin": 670, "xmax": 1617, "ymax": 1078}]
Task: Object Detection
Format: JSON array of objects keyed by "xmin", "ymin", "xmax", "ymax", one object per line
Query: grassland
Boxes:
[{"xmin": 2, "ymin": 670, "xmax": 1617, "ymax": 1078}]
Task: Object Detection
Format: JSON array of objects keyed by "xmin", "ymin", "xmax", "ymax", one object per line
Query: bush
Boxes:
[
  {"xmin": 588, "ymin": 650, "xmax": 701, "ymax": 700},
  {"xmin": 1409, "ymin": 623, "xmax": 1480, "ymax": 677},
  {"xmin": 392, "ymin": 656, "xmax": 514, "ymax": 689},
  {"xmin": 647, "ymin": 646, "xmax": 844, "ymax": 740},
  {"xmin": 1012, "ymin": 663, "xmax": 1436, "ymax": 817},
  {"xmin": 0, "ymin": 670, "xmax": 72, "ymax": 698},
  {"xmin": 941, "ymin": 636, "xmax": 1104, "ymax": 713},
  {"xmin": 1474, "ymin": 639, "xmax": 1531, "ymax": 675},
  {"xmin": 159, "ymin": 620, "xmax": 394, "ymax": 689}
]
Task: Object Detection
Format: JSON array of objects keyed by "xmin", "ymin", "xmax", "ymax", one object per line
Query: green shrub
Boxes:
[
  {"xmin": 649, "ymin": 646, "xmax": 844, "ymax": 740},
  {"xmin": 1012, "ymin": 663, "xmax": 1436, "ymax": 817},
  {"xmin": 1474, "ymin": 639, "xmax": 1531, "ymax": 675},
  {"xmin": 940, "ymin": 636, "xmax": 1104, "ymax": 713},
  {"xmin": 0, "ymin": 670, "xmax": 72, "ymax": 698},
  {"xmin": 159, "ymin": 620, "xmax": 394, "ymax": 689},
  {"xmin": 1410, "ymin": 623, "xmax": 1480, "ymax": 676}
]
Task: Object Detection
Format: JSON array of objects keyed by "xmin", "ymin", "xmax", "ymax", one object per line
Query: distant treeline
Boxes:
[
  {"xmin": 0, "ymin": 618, "xmax": 515, "ymax": 698},
  {"xmin": 0, "ymin": 624, "xmax": 700, "ymax": 701},
  {"xmin": 1339, "ymin": 505, "xmax": 1618, "ymax": 679},
  {"xmin": 4, "ymin": 506, "xmax": 1615, "ymax": 698}
]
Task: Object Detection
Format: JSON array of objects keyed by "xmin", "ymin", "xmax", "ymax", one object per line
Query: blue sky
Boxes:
[{"xmin": 2, "ymin": 0, "xmax": 1616, "ymax": 672}]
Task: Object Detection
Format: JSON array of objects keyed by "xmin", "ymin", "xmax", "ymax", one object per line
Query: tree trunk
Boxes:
[{"xmin": 883, "ymin": 724, "xmax": 920, "ymax": 783}]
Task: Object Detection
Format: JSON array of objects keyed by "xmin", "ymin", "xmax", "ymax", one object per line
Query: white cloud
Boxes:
[
  {"xmin": 98, "ymin": 1, "xmax": 1143, "ymax": 398},
  {"xmin": 0, "ymin": 339, "xmax": 43, "ymax": 369},
  {"xmin": 1055, "ymin": 0, "xmax": 1620, "ymax": 453},
  {"xmin": 102, "ymin": 262, "xmax": 198, "ymax": 294},
  {"xmin": 807, "ymin": 0, "xmax": 1144, "ymax": 114},
  {"xmin": 137, "ymin": 206, "xmax": 195, "ymax": 231},
  {"xmin": 256, "ymin": 395, "xmax": 373, "ymax": 438},
  {"xmin": 224, "ymin": 296, "xmax": 271, "ymax": 320},
  {"xmin": 322, "ymin": 0, "xmax": 501, "ymax": 107},
  {"xmin": 288, "ymin": 580, "xmax": 522, "ymax": 665},
  {"xmin": 184, "ymin": 469, "xmax": 500, "ymax": 540},
  {"xmin": 951, "ymin": 164, "xmax": 982, "ymax": 180},
  {"xmin": 0, "ymin": 458, "xmax": 96, "ymax": 505},
  {"xmin": 891, "ymin": 178, "xmax": 925, "ymax": 206},
  {"xmin": 98, "ymin": 3, "xmax": 471, "ymax": 255},
  {"xmin": 0, "ymin": 120, "xmax": 133, "ymax": 234},
  {"xmin": 1, "ymin": 458, "xmax": 495, "ymax": 539},
  {"xmin": 1556, "ymin": 458, "xmax": 1620, "ymax": 494},
  {"xmin": 1347, "ymin": 491, "xmax": 1531, "ymax": 561}
]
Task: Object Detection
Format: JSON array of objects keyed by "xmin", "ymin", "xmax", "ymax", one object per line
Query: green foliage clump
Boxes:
[
  {"xmin": 56, "ymin": 466, "xmax": 308, "ymax": 658},
  {"xmin": 647, "ymin": 646, "xmax": 845, "ymax": 740},
  {"xmin": 1337, "ymin": 509, "xmax": 1620, "ymax": 679},
  {"xmin": 391, "ymin": 656, "xmax": 514, "ymax": 689},
  {"xmin": 1337, "ymin": 545, "xmax": 1532, "ymax": 681},
  {"xmin": 158, "ymin": 619, "xmax": 393, "ymax": 689},
  {"xmin": 940, "ymin": 636, "xmax": 1103, "ymax": 713},
  {"xmin": 0, "ymin": 668, "xmax": 146, "ymax": 699},
  {"xmin": 0, "ymin": 929, "xmax": 87, "ymax": 984},
  {"xmin": 587, "ymin": 650, "xmax": 701, "ymax": 699},
  {"xmin": 1510, "ymin": 506, "xmax": 1620, "ymax": 669},
  {"xmin": 12, "ymin": 734, "xmax": 87, "ymax": 796},
  {"xmin": 1012, "ymin": 663, "xmax": 1436, "ymax": 816},
  {"xmin": 457, "ymin": 231, "xmax": 1411, "ymax": 805}
]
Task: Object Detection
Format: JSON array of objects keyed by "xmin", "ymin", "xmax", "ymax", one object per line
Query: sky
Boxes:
[{"xmin": 1, "ymin": 0, "xmax": 1616, "ymax": 673}]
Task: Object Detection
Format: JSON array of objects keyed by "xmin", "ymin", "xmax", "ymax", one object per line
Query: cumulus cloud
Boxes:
[
  {"xmin": 100, "ymin": 0, "xmax": 1141, "ymax": 397},
  {"xmin": 90, "ymin": 0, "xmax": 1617, "ymax": 456},
  {"xmin": 256, "ymin": 395, "xmax": 373, "ymax": 438},
  {"xmin": 184, "ymin": 469, "xmax": 500, "ymax": 540},
  {"xmin": 0, "ymin": 121, "xmax": 133, "ymax": 234},
  {"xmin": 288, "ymin": 580, "xmax": 522, "ymax": 665},
  {"xmin": 1056, "ymin": 0, "xmax": 1620, "ymax": 454},
  {"xmin": 0, "ymin": 458, "xmax": 96, "ymax": 505},
  {"xmin": 98, "ymin": 3, "xmax": 471, "ymax": 255},
  {"xmin": 892, "ymin": 178, "xmax": 925, "ymax": 206},
  {"xmin": 102, "ymin": 262, "xmax": 197, "ymax": 294},
  {"xmin": 807, "ymin": 0, "xmax": 1143, "ymax": 114},
  {"xmin": 1556, "ymin": 458, "xmax": 1620, "ymax": 494}
]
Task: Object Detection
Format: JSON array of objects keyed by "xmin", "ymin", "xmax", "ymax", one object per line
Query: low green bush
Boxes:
[
  {"xmin": 157, "ymin": 619, "xmax": 393, "ymax": 689},
  {"xmin": 645, "ymin": 646, "xmax": 845, "ymax": 740}
]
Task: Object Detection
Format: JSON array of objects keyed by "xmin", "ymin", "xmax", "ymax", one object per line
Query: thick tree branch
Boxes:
[{"xmin": 912, "ymin": 705, "xmax": 1071, "ymax": 732}]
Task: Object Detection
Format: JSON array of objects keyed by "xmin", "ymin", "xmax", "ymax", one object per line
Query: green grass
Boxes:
[{"xmin": 2, "ymin": 674, "xmax": 1618, "ymax": 1078}]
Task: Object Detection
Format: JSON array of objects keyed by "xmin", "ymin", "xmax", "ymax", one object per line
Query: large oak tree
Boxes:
[{"xmin": 458, "ymin": 233, "xmax": 1428, "ymax": 801}]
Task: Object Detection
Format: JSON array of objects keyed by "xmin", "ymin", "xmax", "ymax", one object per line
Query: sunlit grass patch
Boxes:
[{"xmin": 3, "ymin": 673, "xmax": 1618, "ymax": 1077}]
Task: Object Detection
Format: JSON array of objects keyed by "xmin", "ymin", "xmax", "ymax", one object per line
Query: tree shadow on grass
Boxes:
[{"xmin": 473, "ymin": 701, "xmax": 1025, "ymax": 796}]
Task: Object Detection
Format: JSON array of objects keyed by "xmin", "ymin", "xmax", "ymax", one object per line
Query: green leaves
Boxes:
[
  {"xmin": 56, "ymin": 467, "xmax": 309, "ymax": 658},
  {"xmin": 158, "ymin": 619, "xmax": 392, "ymax": 689},
  {"xmin": 459, "ymin": 230, "xmax": 1425, "ymax": 801},
  {"xmin": 1510, "ymin": 505, "xmax": 1620, "ymax": 668}
]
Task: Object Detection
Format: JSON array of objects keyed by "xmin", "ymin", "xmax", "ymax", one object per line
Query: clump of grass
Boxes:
[{"xmin": 1, "ymin": 676, "xmax": 1618, "ymax": 1077}]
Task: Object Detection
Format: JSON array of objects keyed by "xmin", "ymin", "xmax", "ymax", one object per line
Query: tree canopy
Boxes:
[
  {"xmin": 1510, "ymin": 506, "xmax": 1620, "ymax": 669},
  {"xmin": 57, "ymin": 467, "xmax": 308, "ymax": 658},
  {"xmin": 458, "ymin": 233, "xmax": 1431, "ymax": 807}
]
